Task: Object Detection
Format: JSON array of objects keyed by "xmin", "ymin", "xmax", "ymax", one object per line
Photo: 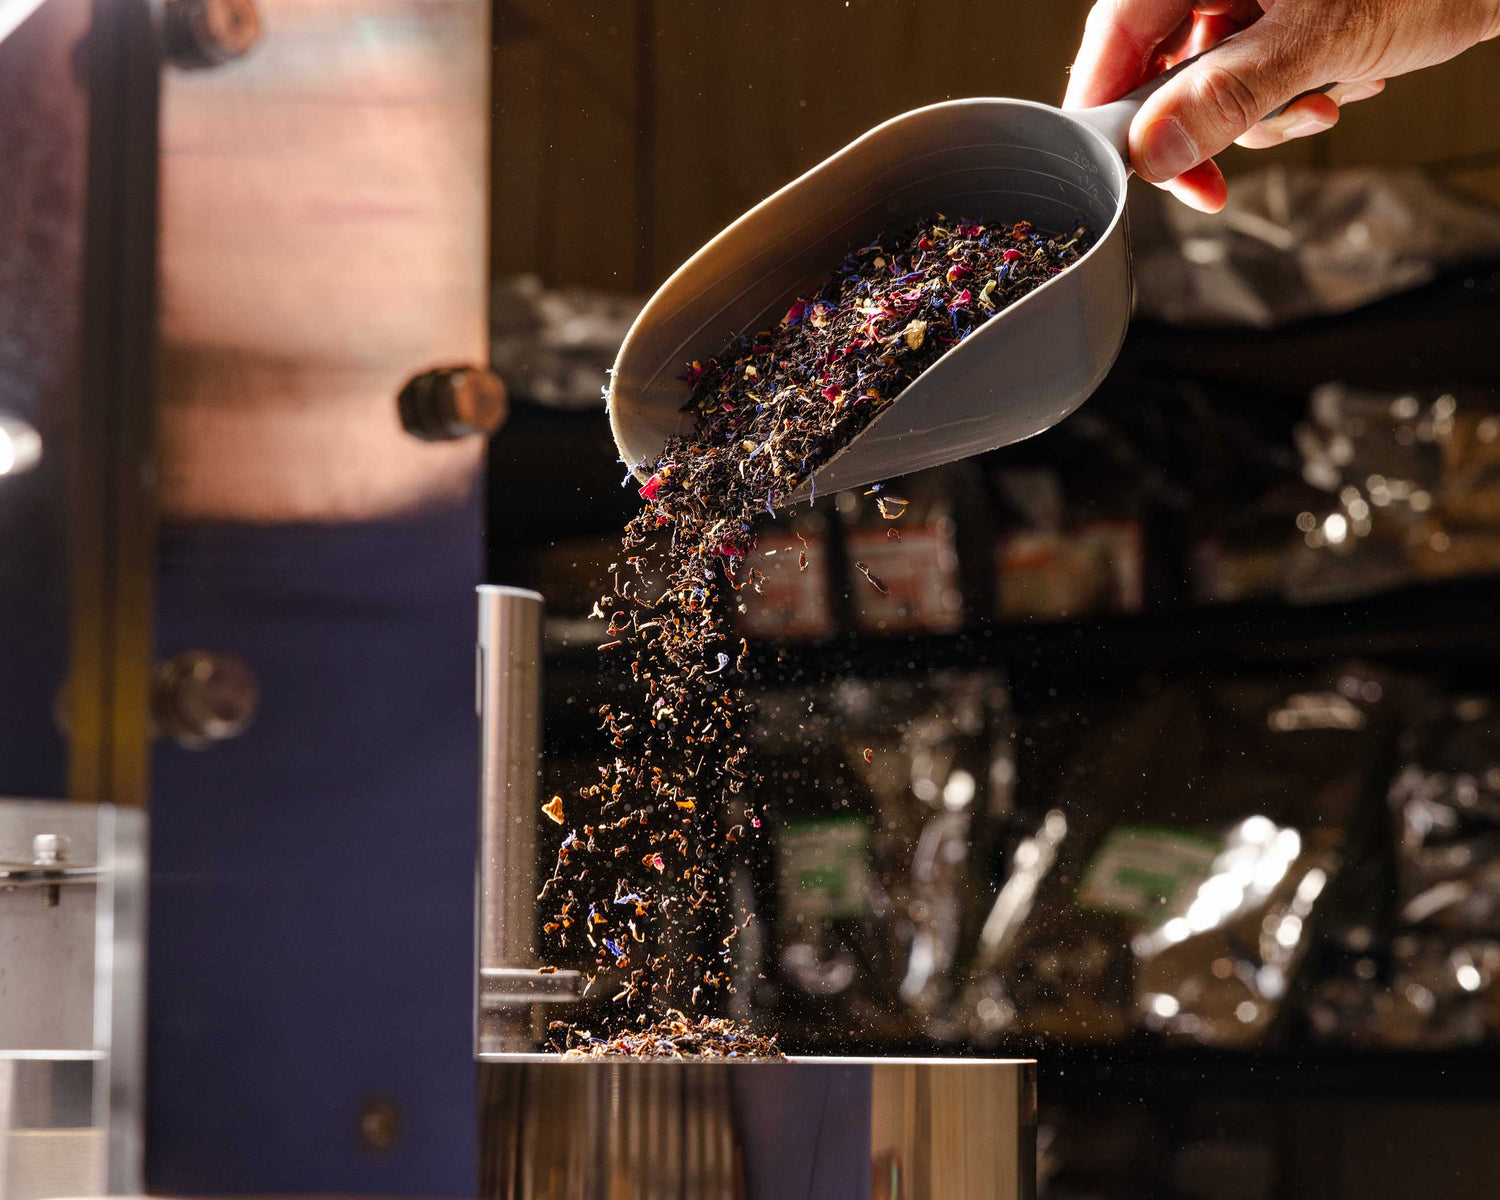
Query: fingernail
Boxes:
[
  {"xmin": 1140, "ymin": 118, "xmax": 1198, "ymax": 180},
  {"xmin": 1285, "ymin": 115, "xmax": 1334, "ymax": 139},
  {"xmin": 1338, "ymin": 81, "xmax": 1382, "ymax": 104}
]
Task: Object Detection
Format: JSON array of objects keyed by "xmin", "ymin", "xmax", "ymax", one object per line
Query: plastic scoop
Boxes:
[{"xmin": 607, "ymin": 59, "xmax": 1309, "ymax": 502}]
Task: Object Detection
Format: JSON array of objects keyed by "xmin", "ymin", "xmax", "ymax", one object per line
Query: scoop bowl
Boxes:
[{"xmin": 608, "ymin": 95, "xmax": 1138, "ymax": 502}]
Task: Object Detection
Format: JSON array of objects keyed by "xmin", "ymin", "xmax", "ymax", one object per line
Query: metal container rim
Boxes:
[
  {"xmin": 477, "ymin": 1054, "xmax": 1036, "ymax": 1066},
  {"xmin": 476, "ymin": 584, "xmax": 544, "ymax": 602}
]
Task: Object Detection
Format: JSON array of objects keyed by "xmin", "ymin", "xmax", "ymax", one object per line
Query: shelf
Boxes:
[
  {"xmin": 1035, "ymin": 1044, "xmax": 1500, "ymax": 1105},
  {"xmin": 533, "ymin": 572, "xmax": 1500, "ymax": 1106},
  {"xmin": 544, "ymin": 575, "xmax": 1500, "ymax": 693},
  {"xmin": 753, "ymin": 1036, "xmax": 1500, "ymax": 1104},
  {"xmin": 487, "ymin": 259, "xmax": 1500, "ymax": 565},
  {"xmin": 1118, "ymin": 257, "xmax": 1500, "ymax": 400}
]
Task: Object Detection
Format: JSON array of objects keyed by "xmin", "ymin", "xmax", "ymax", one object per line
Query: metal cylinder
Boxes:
[
  {"xmin": 476, "ymin": 586, "xmax": 583, "ymax": 1055},
  {"xmin": 151, "ymin": 650, "xmax": 259, "ymax": 748},
  {"xmin": 162, "ymin": 0, "xmax": 262, "ymax": 68},
  {"xmin": 479, "ymin": 1057, "xmax": 1036, "ymax": 1200},
  {"xmin": 398, "ymin": 365, "xmax": 508, "ymax": 441}
]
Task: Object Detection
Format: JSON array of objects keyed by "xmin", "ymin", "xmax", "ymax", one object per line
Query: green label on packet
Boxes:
[
  {"xmin": 1076, "ymin": 825, "xmax": 1223, "ymax": 919},
  {"xmin": 779, "ymin": 815, "xmax": 873, "ymax": 923}
]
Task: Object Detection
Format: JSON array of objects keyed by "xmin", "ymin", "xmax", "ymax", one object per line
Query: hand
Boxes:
[{"xmin": 1063, "ymin": 0, "xmax": 1500, "ymax": 212}]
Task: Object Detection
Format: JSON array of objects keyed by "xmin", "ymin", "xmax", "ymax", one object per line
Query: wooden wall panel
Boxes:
[
  {"xmin": 648, "ymin": 1, "xmax": 1092, "ymax": 285},
  {"xmin": 492, "ymin": 2, "xmax": 639, "ymax": 287},
  {"xmin": 491, "ymin": 1, "xmax": 1500, "ymax": 295}
]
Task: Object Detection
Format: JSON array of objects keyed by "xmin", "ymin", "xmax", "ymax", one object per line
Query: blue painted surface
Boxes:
[
  {"xmin": 0, "ymin": 456, "xmax": 68, "ymax": 797},
  {"xmin": 732, "ymin": 1065, "xmax": 874, "ymax": 1200},
  {"xmin": 147, "ymin": 496, "xmax": 482, "ymax": 1196}
]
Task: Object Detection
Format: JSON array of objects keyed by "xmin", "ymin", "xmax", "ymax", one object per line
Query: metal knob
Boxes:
[
  {"xmin": 152, "ymin": 651, "xmax": 259, "ymax": 749},
  {"xmin": 163, "ymin": 0, "xmax": 261, "ymax": 67},
  {"xmin": 0, "ymin": 833, "xmax": 98, "ymax": 907},
  {"xmin": 33, "ymin": 834, "xmax": 67, "ymax": 907},
  {"xmin": 32, "ymin": 833, "xmax": 67, "ymax": 866},
  {"xmin": 399, "ymin": 366, "xmax": 508, "ymax": 442}
]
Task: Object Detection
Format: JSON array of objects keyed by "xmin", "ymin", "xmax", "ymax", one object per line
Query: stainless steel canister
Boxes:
[
  {"xmin": 473, "ymin": 587, "xmax": 1037, "ymax": 1198},
  {"xmin": 480, "ymin": 1056, "xmax": 1035, "ymax": 1200}
]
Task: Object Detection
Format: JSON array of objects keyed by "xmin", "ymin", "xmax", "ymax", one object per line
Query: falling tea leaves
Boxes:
[{"xmin": 544, "ymin": 214, "xmax": 1091, "ymax": 1056}]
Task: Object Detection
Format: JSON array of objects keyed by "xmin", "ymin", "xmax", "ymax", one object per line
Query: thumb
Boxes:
[{"xmin": 1129, "ymin": 16, "xmax": 1334, "ymax": 183}]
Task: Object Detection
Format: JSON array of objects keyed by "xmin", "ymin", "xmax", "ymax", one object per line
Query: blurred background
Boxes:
[{"xmin": 3, "ymin": 1, "xmax": 1500, "ymax": 1199}]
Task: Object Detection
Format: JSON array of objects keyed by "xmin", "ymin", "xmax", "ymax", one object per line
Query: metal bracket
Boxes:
[
  {"xmin": 0, "ymin": 864, "xmax": 102, "ymax": 886},
  {"xmin": 0, "ymin": 835, "xmax": 100, "ymax": 905}
]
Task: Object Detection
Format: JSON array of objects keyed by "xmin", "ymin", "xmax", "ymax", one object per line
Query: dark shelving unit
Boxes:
[
  {"xmin": 499, "ymin": 260, "xmax": 1500, "ymax": 1165},
  {"xmin": 544, "ymin": 574, "xmax": 1500, "ymax": 697},
  {"xmin": 487, "ymin": 258, "xmax": 1500, "ymax": 569},
  {"xmin": 1036, "ymin": 1045, "xmax": 1500, "ymax": 1104}
]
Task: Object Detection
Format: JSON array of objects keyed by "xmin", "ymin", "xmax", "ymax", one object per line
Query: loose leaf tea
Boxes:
[
  {"xmin": 551, "ymin": 1010, "xmax": 786, "ymax": 1060},
  {"xmin": 547, "ymin": 216, "xmax": 1090, "ymax": 1056}
]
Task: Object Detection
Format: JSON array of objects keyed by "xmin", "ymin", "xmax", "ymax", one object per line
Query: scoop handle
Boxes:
[{"xmin": 1072, "ymin": 33, "xmax": 1334, "ymax": 164}]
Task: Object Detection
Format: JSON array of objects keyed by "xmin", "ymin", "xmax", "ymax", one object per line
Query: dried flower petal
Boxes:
[{"xmin": 855, "ymin": 561, "xmax": 890, "ymax": 594}]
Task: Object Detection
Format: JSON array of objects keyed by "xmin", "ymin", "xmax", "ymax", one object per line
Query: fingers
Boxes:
[
  {"xmin": 1070, "ymin": 2, "xmax": 1388, "ymax": 213},
  {"xmin": 1064, "ymin": 0, "xmax": 1272, "ymax": 108},
  {"xmin": 1157, "ymin": 158, "xmax": 1230, "ymax": 213},
  {"xmin": 1144, "ymin": 75, "xmax": 1384, "ymax": 210},
  {"xmin": 1233, "ymin": 79, "xmax": 1382, "ymax": 149},
  {"xmin": 1233, "ymin": 92, "xmax": 1339, "ymax": 148},
  {"xmin": 1325, "ymin": 79, "xmax": 1387, "ymax": 106},
  {"xmin": 1128, "ymin": 15, "xmax": 1341, "ymax": 184},
  {"xmin": 1191, "ymin": 0, "xmax": 1265, "ymax": 14},
  {"xmin": 1183, "ymin": 7, "xmax": 1256, "ymax": 57},
  {"xmin": 1064, "ymin": 0, "xmax": 1198, "ymax": 109}
]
